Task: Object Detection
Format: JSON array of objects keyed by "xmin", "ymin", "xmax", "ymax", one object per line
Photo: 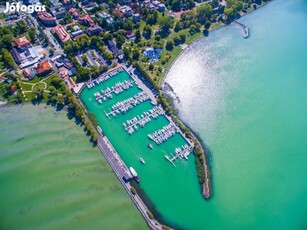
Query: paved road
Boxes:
[{"xmin": 43, "ymin": 28, "xmax": 63, "ymax": 56}]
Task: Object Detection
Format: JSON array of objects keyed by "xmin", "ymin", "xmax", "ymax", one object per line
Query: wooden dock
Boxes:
[{"xmin": 165, "ymin": 145, "xmax": 193, "ymax": 167}]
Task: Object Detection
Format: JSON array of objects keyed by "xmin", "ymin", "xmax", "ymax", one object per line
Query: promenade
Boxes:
[{"xmin": 96, "ymin": 135, "xmax": 163, "ymax": 230}]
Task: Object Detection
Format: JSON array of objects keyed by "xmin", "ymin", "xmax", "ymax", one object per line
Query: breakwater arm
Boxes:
[
  {"xmin": 157, "ymin": 91, "xmax": 212, "ymax": 199},
  {"xmin": 173, "ymin": 115, "xmax": 212, "ymax": 199}
]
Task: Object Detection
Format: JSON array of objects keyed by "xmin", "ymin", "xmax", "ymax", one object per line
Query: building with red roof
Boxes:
[
  {"xmin": 68, "ymin": 8, "xmax": 79, "ymax": 19},
  {"xmin": 78, "ymin": 15, "xmax": 94, "ymax": 26},
  {"xmin": 14, "ymin": 36, "xmax": 31, "ymax": 49},
  {"xmin": 37, "ymin": 12, "xmax": 57, "ymax": 26},
  {"xmin": 112, "ymin": 9, "xmax": 125, "ymax": 18},
  {"xmin": 36, "ymin": 60, "xmax": 53, "ymax": 76},
  {"xmin": 53, "ymin": 24, "xmax": 70, "ymax": 43}
]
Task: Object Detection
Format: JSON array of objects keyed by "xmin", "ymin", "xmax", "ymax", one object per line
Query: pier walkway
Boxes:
[
  {"xmin": 123, "ymin": 106, "xmax": 164, "ymax": 135},
  {"xmin": 165, "ymin": 145, "xmax": 193, "ymax": 167},
  {"xmin": 94, "ymin": 79, "xmax": 135, "ymax": 103},
  {"xmin": 234, "ymin": 20, "xmax": 250, "ymax": 38},
  {"xmin": 97, "ymin": 136, "xmax": 162, "ymax": 230},
  {"xmin": 105, "ymin": 92, "xmax": 150, "ymax": 118}
]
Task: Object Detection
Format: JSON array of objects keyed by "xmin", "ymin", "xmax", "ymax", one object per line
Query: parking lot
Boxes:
[{"xmin": 76, "ymin": 49, "xmax": 107, "ymax": 68}]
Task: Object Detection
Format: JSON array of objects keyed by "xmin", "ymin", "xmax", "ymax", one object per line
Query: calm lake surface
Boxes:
[
  {"xmin": 0, "ymin": 104, "xmax": 146, "ymax": 230},
  {"xmin": 165, "ymin": 0, "xmax": 307, "ymax": 229}
]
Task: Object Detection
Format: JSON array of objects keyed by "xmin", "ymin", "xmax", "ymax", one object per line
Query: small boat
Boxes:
[
  {"xmin": 139, "ymin": 157, "xmax": 145, "ymax": 164},
  {"xmin": 147, "ymin": 143, "xmax": 153, "ymax": 149},
  {"xmin": 129, "ymin": 167, "xmax": 140, "ymax": 182}
]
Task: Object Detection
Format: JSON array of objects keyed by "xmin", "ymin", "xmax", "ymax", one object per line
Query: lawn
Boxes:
[{"xmin": 19, "ymin": 81, "xmax": 33, "ymax": 91}]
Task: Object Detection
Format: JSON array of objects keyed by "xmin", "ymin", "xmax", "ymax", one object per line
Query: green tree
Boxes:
[
  {"xmin": 82, "ymin": 54, "xmax": 88, "ymax": 65},
  {"xmin": 144, "ymin": 25, "xmax": 152, "ymax": 39},
  {"xmin": 166, "ymin": 40, "xmax": 174, "ymax": 51},
  {"xmin": 123, "ymin": 47, "xmax": 131, "ymax": 60},
  {"xmin": 149, "ymin": 63, "xmax": 154, "ymax": 71},
  {"xmin": 174, "ymin": 21, "xmax": 182, "ymax": 32},
  {"xmin": 197, "ymin": 4, "xmax": 213, "ymax": 20},
  {"xmin": 49, "ymin": 48, "xmax": 54, "ymax": 56},
  {"xmin": 28, "ymin": 27, "xmax": 36, "ymax": 44},
  {"xmin": 0, "ymin": 34, "xmax": 14, "ymax": 50},
  {"xmin": 158, "ymin": 17, "xmax": 174, "ymax": 37},
  {"xmin": 135, "ymin": 29, "xmax": 141, "ymax": 43},
  {"xmin": 32, "ymin": 84, "xmax": 45, "ymax": 100},
  {"xmin": 132, "ymin": 49, "xmax": 140, "ymax": 61},
  {"xmin": 14, "ymin": 21, "xmax": 27, "ymax": 35},
  {"xmin": 1, "ymin": 48, "xmax": 16, "ymax": 69}
]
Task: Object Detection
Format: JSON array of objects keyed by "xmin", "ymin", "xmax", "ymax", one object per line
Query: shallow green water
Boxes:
[{"xmin": 0, "ymin": 104, "xmax": 147, "ymax": 230}]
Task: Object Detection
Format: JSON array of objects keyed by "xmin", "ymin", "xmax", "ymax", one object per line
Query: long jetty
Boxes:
[{"xmin": 234, "ymin": 20, "xmax": 250, "ymax": 38}]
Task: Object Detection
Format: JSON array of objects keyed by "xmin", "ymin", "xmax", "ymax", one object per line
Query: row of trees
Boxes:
[
  {"xmin": 0, "ymin": 49, "xmax": 16, "ymax": 69},
  {"xmin": 35, "ymin": 74, "xmax": 98, "ymax": 143}
]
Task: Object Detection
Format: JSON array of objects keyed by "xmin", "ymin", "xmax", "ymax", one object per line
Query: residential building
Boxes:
[
  {"xmin": 125, "ymin": 31, "xmax": 135, "ymax": 39},
  {"xmin": 50, "ymin": 5, "xmax": 66, "ymax": 19},
  {"xmin": 112, "ymin": 9, "xmax": 125, "ymax": 19},
  {"xmin": 14, "ymin": 36, "xmax": 31, "ymax": 49},
  {"xmin": 78, "ymin": 15, "xmax": 95, "ymax": 26},
  {"xmin": 55, "ymin": 58, "xmax": 77, "ymax": 78},
  {"xmin": 107, "ymin": 40, "xmax": 123, "ymax": 59},
  {"xmin": 152, "ymin": 0, "xmax": 160, "ymax": 6},
  {"xmin": 100, "ymin": 3, "xmax": 109, "ymax": 9},
  {"xmin": 53, "ymin": 24, "xmax": 70, "ymax": 43},
  {"xmin": 119, "ymin": 5, "xmax": 132, "ymax": 17},
  {"xmin": 36, "ymin": 60, "xmax": 53, "ymax": 76},
  {"xmin": 143, "ymin": 0, "xmax": 150, "ymax": 8},
  {"xmin": 68, "ymin": 8, "xmax": 79, "ymax": 19},
  {"xmin": 97, "ymin": 11, "xmax": 111, "ymax": 20},
  {"xmin": 132, "ymin": 13, "xmax": 141, "ymax": 22},
  {"xmin": 11, "ymin": 45, "xmax": 46, "ymax": 68},
  {"xmin": 149, "ymin": 4, "xmax": 155, "ymax": 11},
  {"xmin": 22, "ymin": 67, "xmax": 36, "ymax": 80},
  {"xmin": 37, "ymin": 12, "xmax": 57, "ymax": 26},
  {"xmin": 87, "ymin": 25, "xmax": 103, "ymax": 36},
  {"xmin": 71, "ymin": 30, "xmax": 84, "ymax": 39},
  {"xmin": 157, "ymin": 3, "xmax": 166, "ymax": 12},
  {"xmin": 106, "ymin": 17, "xmax": 115, "ymax": 24}
]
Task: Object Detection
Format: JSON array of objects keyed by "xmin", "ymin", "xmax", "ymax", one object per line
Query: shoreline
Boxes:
[
  {"xmin": 160, "ymin": 0, "xmax": 273, "ymax": 200},
  {"xmin": 161, "ymin": 0, "xmax": 273, "ymax": 87}
]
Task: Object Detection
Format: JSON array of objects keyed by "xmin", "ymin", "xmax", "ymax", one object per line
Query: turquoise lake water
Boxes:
[{"xmin": 165, "ymin": 0, "xmax": 307, "ymax": 229}]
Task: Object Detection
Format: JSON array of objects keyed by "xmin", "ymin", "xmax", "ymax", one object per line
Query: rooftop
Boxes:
[
  {"xmin": 53, "ymin": 24, "xmax": 70, "ymax": 43},
  {"xmin": 14, "ymin": 36, "xmax": 31, "ymax": 48},
  {"xmin": 36, "ymin": 60, "xmax": 53, "ymax": 75}
]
